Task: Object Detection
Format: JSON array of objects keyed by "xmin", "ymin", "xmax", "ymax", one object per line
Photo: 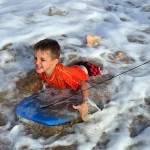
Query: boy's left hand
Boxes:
[{"xmin": 73, "ymin": 102, "xmax": 88, "ymax": 121}]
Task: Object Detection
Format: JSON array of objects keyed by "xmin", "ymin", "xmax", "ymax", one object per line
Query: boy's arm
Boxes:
[
  {"xmin": 73, "ymin": 80, "xmax": 89, "ymax": 121},
  {"xmin": 79, "ymin": 80, "xmax": 89, "ymax": 102}
]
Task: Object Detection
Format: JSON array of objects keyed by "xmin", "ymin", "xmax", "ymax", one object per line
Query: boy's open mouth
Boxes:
[{"xmin": 36, "ymin": 65, "xmax": 42, "ymax": 70}]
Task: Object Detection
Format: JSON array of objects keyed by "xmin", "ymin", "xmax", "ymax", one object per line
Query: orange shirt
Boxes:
[{"xmin": 39, "ymin": 63, "xmax": 89, "ymax": 91}]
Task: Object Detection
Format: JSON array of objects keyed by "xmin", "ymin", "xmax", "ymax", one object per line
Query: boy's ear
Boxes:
[{"xmin": 53, "ymin": 58, "xmax": 59, "ymax": 65}]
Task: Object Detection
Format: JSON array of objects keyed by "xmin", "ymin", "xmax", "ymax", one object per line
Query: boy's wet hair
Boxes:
[{"xmin": 34, "ymin": 39, "xmax": 60, "ymax": 59}]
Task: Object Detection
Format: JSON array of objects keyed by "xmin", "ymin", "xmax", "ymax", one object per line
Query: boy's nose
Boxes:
[{"xmin": 34, "ymin": 59, "xmax": 40, "ymax": 65}]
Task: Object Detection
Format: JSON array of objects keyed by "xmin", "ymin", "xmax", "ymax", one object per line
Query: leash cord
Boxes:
[{"xmin": 41, "ymin": 60, "xmax": 150, "ymax": 109}]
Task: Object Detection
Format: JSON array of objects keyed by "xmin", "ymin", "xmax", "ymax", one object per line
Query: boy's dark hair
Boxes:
[{"xmin": 34, "ymin": 39, "xmax": 60, "ymax": 59}]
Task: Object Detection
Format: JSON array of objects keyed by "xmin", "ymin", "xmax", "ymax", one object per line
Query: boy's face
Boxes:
[{"xmin": 34, "ymin": 49, "xmax": 58, "ymax": 76}]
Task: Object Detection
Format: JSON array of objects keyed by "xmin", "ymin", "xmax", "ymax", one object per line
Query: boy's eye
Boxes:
[
  {"xmin": 41, "ymin": 58, "xmax": 45, "ymax": 61},
  {"xmin": 34, "ymin": 57, "xmax": 37, "ymax": 60}
]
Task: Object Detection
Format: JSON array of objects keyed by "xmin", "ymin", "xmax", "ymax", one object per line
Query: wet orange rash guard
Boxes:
[{"xmin": 39, "ymin": 63, "xmax": 89, "ymax": 91}]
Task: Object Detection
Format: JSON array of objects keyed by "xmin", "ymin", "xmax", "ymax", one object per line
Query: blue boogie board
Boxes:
[{"xmin": 16, "ymin": 87, "xmax": 82, "ymax": 126}]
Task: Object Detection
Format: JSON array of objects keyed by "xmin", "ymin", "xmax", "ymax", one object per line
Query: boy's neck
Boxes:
[{"xmin": 45, "ymin": 64, "xmax": 57, "ymax": 77}]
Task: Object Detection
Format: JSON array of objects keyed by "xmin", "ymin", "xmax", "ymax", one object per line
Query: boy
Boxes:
[{"xmin": 34, "ymin": 38, "xmax": 105, "ymax": 120}]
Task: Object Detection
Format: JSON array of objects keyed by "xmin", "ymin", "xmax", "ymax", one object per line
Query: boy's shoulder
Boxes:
[
  {"xmin": 56, "ymin": 63, "xmax": 71, "ymax": 70},
  {"xmin": 54, "ymin": 63, "xmax": 66, "ymax": 75},
  {"xmin": 55, "ymin": 63, "xmax": 73, "ymax": 76},
  {"xmin": 55, "ymin": 63, "xmax": 64, "ymax": 71}
]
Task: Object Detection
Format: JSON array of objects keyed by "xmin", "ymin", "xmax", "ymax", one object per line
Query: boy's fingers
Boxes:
[
  {"xmin": 73, "ymin": 105, "xmax": 79, "ymax": 110},
  {"xmin": 73, "ymin": 104, "xmax": 89, "ymax": 121}
]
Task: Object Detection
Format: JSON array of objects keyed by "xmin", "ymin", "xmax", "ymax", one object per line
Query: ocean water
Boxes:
[{"xmin": 0, "ymin": 0, "xmax": 150, "ymax": 149}]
